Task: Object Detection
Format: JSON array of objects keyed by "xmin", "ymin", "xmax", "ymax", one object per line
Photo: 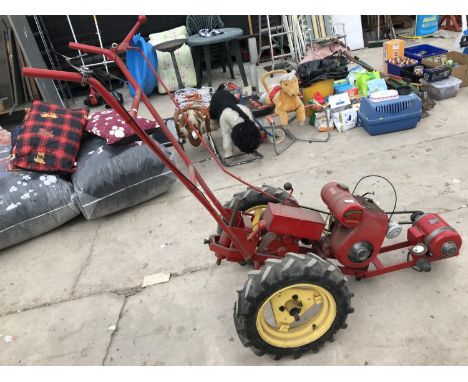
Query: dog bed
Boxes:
[
  {"xmin": 149, "ymin": 26, "xmax": 197, "ymax": 94},
  {"xmin": 71, "ymin": 135, "xmax": 176, "ymax": 220},
  {"xmin": 10, "ymin": 101, "xmax": 89, "ymax": 173},
  {"xmin": 85, "ymin": 110, "xmax": 159, "ymax": 145},
  {"xmin": 0, "ymin": 145, "xmax": 80, "ymax": 251}
]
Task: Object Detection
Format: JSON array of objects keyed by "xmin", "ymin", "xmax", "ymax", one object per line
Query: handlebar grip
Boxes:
[
  {"xmin": 22, "ymin": 67, "xmax": 35, "ymax": 77},
  {"xmin": 69, "ymin": 42, "xmax": 80, "ymax": 50}
]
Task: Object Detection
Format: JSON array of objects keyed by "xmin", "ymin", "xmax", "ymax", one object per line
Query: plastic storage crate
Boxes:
[
  {"xmin": 404, "ymin": 44, "xmax": 448, "ymax": 63},
  {"xmin": 401, "ymin": 65, "xmax": 424, "ymax": 83},
  {"xmin": 420, "ymin": 76, "xmax": 462, "ymax": 101},
  {"xmin": 387, "ymin": 62, "xmax": 416, "ymax": 77},
  {"xmin": 358, "ymin": 94, "xmax": 422, "ymax": 136}
]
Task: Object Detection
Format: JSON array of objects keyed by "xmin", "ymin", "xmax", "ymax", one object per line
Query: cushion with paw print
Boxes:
[{"xmin": 85, "ymin": 110, "xmax": 159, "ymax": 145}]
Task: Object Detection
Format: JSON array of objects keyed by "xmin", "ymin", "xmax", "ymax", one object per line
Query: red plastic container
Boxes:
[{"xmin": 263, "ymin": 203, "xmax": 325, "ymax": 241}]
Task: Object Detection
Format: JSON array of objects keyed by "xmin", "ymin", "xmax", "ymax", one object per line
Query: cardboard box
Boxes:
[
  {"xmin": 383, "ymin": 39, "xmax": 405, "ymax": 63},
  {"xmin": 422, "ymin": 51, "xmax": 468, "ymax": 87},
  {"xmin": 332, "ymin": 108, "xmax": 358, "ymax": 132}
]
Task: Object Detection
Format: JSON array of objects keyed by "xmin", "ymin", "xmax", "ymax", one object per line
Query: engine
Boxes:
[
  {"xmin": 321, "ymin": 182, "xmax": 462, "ymax": 269},
  {"xmin": 321, "ymin": 182, "xmax": 388, "ymax": 268}
]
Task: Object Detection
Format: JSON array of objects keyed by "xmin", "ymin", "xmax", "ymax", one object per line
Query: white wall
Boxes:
[{"xmin": 332, "ymin": 15, "xmax": 365, "ymax": 50}]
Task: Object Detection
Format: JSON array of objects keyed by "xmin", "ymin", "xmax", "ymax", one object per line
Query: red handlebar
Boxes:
[
  {"xmin": 119, "ymin": 14, "xmax": 147, "ymax": 51},
  {"xmin": 22, "ymin": 15, "xmax": 275, "ymax": 258},
  {"xmin": 68, "ymin": 42, "xmax": 108, "ymax": 56},
  {"xmin": 68, "ymin": 15, "xmax": 147, "ymax": 55},
  {"xmin": 23, "ymin": 67, "xmax": 84, "ymax": 83}
]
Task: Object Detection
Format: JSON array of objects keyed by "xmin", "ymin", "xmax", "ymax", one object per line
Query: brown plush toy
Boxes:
[
  {"xmin": 174, "ymin": 105, "xmax": 212, "ymax": 147},
  {"xmin": 260, "ymin": 69, "xmax": 306, "ymax": 126}
]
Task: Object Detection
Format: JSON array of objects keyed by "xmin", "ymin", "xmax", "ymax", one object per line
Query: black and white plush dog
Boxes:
[{"xmin": 210, "ymin": 84, "xmax": 260, "ymax": 158}]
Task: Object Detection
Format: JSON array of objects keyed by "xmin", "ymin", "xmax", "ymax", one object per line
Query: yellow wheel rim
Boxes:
[
  {"xmin": 246, "ymin": 205, "xmax": 268, "ymax": 231},
  {"xmin": 256, "ymin": 283, "xmax": 336, "ymax": 348}
]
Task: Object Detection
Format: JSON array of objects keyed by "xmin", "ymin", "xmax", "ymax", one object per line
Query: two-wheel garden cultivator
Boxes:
[{"xmin": 23, "ymin": 16, "xmax": 462, "ymax": 360}]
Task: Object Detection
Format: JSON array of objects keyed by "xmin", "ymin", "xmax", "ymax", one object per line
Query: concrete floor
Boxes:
[{"xmin": 1, "ymin": 30, "xmax": 468, "ymax": 366}]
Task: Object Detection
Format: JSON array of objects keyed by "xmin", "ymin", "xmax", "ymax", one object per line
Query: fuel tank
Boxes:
[{"xmin": 321, "ymin": 182, "xmax": 364, "ymax": 228}]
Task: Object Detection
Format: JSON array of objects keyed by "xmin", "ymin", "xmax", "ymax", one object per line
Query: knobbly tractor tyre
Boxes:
[
  {"xmin": 218, "ymin": 185, "xmax": 293, "ymax": 233},
  {"xmin": 233, "ymin": 253, "xmax": 354, "ymax": 359}
]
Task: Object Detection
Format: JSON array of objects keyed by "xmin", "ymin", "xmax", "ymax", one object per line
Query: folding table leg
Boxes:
[
  {"xmin": 232, "ymin": 39, "xmax": 248, "ymax": 86},
  {"xmin": 224, "ymin": 41, "xmax": 234, "ymax": 79},
  {"xmin": 203, "ymin": 45, "xmax": 212, "ymax": 87},
  {"xmin": 192, "ymin": 47, "xmax": 202, "ymax": 88}
]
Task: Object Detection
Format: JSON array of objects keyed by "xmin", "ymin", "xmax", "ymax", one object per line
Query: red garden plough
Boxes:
[{"xmin": 23, "ymin": 16, "xmax": 462, "ymax": 359}]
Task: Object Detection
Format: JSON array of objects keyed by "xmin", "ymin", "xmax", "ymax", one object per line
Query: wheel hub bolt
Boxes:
[{"xmin": 290, "ymin": 307, "xmax": 301, "ymax": 321}]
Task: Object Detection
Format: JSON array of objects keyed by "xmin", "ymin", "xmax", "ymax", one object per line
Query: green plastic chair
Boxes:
[
  {"xmin": 186, "ymin": 15, "xmax": 224, "ymax": 35},
  {"xmin": 186, "ymin": 15, "xmax": 248, "ymax": 88}
]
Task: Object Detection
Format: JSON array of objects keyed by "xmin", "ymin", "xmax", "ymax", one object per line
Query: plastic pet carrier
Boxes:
[{"xmin": 358, "ymin": 94, "xmax": 422, "ymax": 136}]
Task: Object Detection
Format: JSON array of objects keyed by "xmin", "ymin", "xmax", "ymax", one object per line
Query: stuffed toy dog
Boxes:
[
  {"xmin": 210, "ymin": 84, "xmax": 260, "ymax": 158},
  {"xmin": 260, "ymin": 69, "xmax": 306, "ymax": 127}
]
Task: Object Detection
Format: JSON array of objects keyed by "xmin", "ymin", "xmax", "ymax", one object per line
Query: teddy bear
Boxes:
[{"xmin": 260, "ymin": 69, "xmax": 306, "ymax": 126}]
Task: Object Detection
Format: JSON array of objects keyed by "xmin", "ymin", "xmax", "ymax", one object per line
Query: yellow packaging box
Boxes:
[{"xmin": 383, "ymin": 39, "xmax": 405, "ymax": 63}]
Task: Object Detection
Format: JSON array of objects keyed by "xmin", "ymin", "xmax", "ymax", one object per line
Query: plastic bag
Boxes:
[
  {"xmin": 0, "ymin": 145, "xmax": 80, "ymax": 250},
  {"xmin": 71, "ymin": 136, "xmax": 176, "ymax": 220},
  {"xmin": 298, "ymin": 54, "xmax": 349, "ymax": 87},
  {"xmin": 454, "ymin": 30, "xmax": 468, "ymax": 53},
  {"xmin": 347, "ymin": 65, "xmax": 368, "ymax": 85},
  {"xmin": 355, "ymin": 71, "xmax": 381, "ymax": 97},
  {"xmin": 367, "ymin": 78, "xmax": 388, "ymax": 94},
  {"xmin": 126, "ymin": 33, "xmax": 158, "ymax": 96}
]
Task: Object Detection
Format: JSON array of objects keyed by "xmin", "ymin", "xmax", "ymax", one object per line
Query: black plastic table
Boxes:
[
  {"xmin": 186, "ymin": 28, "xmax": 248, "ymax": 88},
  {"xmin": 152, "ymin": 38, "xmax": 187, "ymax": 90}
]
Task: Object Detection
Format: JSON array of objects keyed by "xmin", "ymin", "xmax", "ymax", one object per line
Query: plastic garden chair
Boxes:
[{"xmin": 186, "ymin": 15, "xmax": 248, "ymax": 88}]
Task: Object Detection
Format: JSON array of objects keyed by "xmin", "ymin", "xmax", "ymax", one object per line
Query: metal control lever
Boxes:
[
  {"xmin": 62, "ymin": 53, "xmax": 93, "ymax": 75},
  {"xmin": 283, "ymin": 182, "xmax": 295, "ymax": 203},
  {"xmin": 229, "ymin": 197, "xmax": 241, "ymax": 227}
]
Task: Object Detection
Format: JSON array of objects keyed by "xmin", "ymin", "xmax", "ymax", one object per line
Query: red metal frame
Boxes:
[
  {"xmin": 23, "ymin": 15, "xmax": 283, "ymax": 262},
  {"xmin": 22, "ymin": 16, "xmax": 462, "ymax": 280}
]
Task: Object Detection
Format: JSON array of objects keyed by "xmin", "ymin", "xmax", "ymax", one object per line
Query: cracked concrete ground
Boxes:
[{"xmin": 1, "ymin": 31, "xmax": 468, "ymax": 365}]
